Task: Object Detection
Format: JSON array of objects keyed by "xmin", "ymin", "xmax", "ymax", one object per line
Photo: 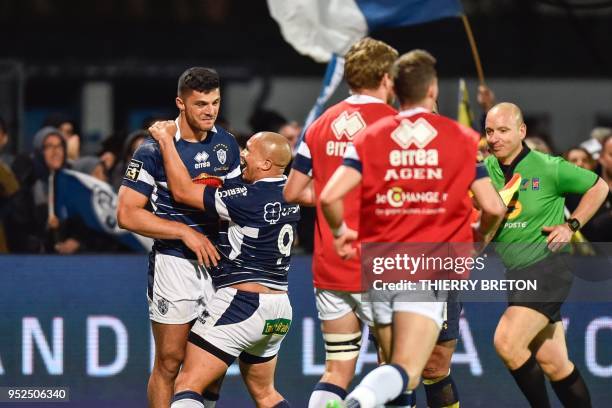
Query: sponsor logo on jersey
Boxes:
[
  {"xmin": 157, "ymin": 297, "xmax": 169, "ymax": 315},
  {"xmin": 124, "ymin": 159, "xmax": 143, "ymax": 182},
  {"xmin": 263, "ymin": 202, "xmax": 298, "ymax": 224},
  {"xmin": 194, "ymin": 151, "xmax": 210, "ymax": 169},
  {"xmin": 262, "ymin": 318, "xmax": 291, "ymax": 335},
  {"xmin": 331, "ymin": 111, "xmax": 365, "ymax": 140},
  {"xmin": 217, "ymin": 186, "xmax": 248, "ymax": 198},
  {"xmin": 520, "ymin": 178, "xmax": 530, "ymax": 191},
  {"xmin": 532, "ymin": 177, "xmax": 540, "ymax": 190},
  {"xmin": 384, "ymin": 187, "xmax": 445, "ymax": 208},
  {"xmin": 506, "ymin": 199, "xmax": 522, "ymax": 220},
  {"xmin": 264, "ymin": 202, "xmax": 282, "ymax": 224},
  {"xmin": 327, "ymin": 111, "xmax": 365, "ymax": 157},
  {"xmin": 391, "ymin": 117, "xmax": 438, "ymax": 149}
]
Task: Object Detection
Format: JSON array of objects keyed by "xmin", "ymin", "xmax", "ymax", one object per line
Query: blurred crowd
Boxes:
[
  {"xmin": 0, "ymin": 108, "xmax": 312, "ymax": 255},
  {"xmin": 0, "ymin": 85, "xmax": 610, "ymax": 255}
]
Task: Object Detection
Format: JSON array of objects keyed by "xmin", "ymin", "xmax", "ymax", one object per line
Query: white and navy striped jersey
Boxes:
[
  {"xmin": 203, "ymin": 176, "xmax": 300, "ymax": 290},
  {"xmin": 121, "ymin": 124, "xmax": 241, "ymax": 259}
]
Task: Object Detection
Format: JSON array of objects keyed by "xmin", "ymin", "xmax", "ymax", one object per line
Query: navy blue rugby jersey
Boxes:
[
  {"xmin": 203, "ymin": 176, "xmax": 300, "ymax": 290},
  {"xmin": 121, "ymin": 123, "xmax": 241, "ymax": 259}
]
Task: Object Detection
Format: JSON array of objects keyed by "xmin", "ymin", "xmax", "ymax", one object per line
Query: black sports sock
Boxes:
[
  {"xmin": 509, "ymin": 354, "xmax": 551, "ymax": 408},
  {"xmin": 551, "ymin": 367, "xmax": 592, "ymax": 408}
]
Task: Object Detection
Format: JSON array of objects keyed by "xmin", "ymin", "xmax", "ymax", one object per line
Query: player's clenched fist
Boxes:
[{"xmin": 148, "ymin": 120, "xmax": 177, "ymax": 143}]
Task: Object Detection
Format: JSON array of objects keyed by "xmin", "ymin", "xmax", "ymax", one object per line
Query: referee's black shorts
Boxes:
[{"xmin": 506, "ymin": 254, "xmax": 573, "ymax": 323}]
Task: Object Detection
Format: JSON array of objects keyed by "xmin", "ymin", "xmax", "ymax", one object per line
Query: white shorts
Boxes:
[
  {"xmin": 315, "ymin": 289, "xmax": 373, "ymax": 326},
  {"xmin": 371, "ymin": 289, "xmax": 446, "ymax": 329},
  {"xmin": 147, "ymin": 253, "xmax": 215, "ymax": 324},
  {"xmin": 189, "ymin": 287, "xmax": 292, "ymax": 364}
]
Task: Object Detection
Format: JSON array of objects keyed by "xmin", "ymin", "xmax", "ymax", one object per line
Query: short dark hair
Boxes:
[
  {"xmin": 392, "ymin": 49, "xmax": 437, "ymax": 105},
  {"xmin": 0, "ymin": 116, "xmax": 6, "ymax": 134},
  {"xmin": 177, "ymin": 67, "xmax": 220, "ymax": 96}
]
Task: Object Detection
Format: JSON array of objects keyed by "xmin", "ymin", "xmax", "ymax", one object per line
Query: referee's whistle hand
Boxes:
[{"xmin": 542, "ymin": 224, "xmax": 572, "ymax": 253}]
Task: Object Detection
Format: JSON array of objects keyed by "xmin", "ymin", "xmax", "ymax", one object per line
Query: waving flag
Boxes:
[
  {"xmin": 268, "ymin": 0, "xmax": 463, "ymax": 144},
  {"xmin": 54, "ymin": 169, "xmax": 153, "ymax": 253},
  {"xmin": 268, "ymin": 0, "xmax": 462, "ymax": 63}
]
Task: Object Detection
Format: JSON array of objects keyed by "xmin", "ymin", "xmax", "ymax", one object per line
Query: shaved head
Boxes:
[
  {"xmin": 241, "ymin": 131, "xmax": 292, "ymax": 182},
  {"xmin": 488, "ymin": 102, "xmax": 524, "ymax": 127},
  {"xmin": 485, "ymin": 102, "xmax": 527, "ymax": 165},
  {"xmin": 253, "ymin": 131, "xmax": 292, "ymax": 168}
]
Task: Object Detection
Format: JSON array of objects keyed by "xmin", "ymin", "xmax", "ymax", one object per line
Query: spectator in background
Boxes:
[
  {"xmin": 525, "ymin": 136, "xmax": 552, "ymax": 154},
  {"xmin": 564, "ymin": 147, "xmax": 597, "ymax": 171},
  {"xmin": 73, "ymin": 156, "xmax": 109, "ymax": 183},
  {"xmin": 6, "ymin": 127, "xmax": 68, "ymax": 252},
  {"xmin": 0, "ymin": 151, "xmax": 18, "ymax": 253},
  {"xmin": 108, "ymin": 129, "xmax": 147, "ymax": 191},
  {"xmin": 249, "ymin": 108, "xmax": 302, "ymax": 153},
  {"xmin": 563, "ymin": 146, "xmax": 610, "ymax": 241},
  {"xmin": 581, "ymin": 127, "xmax": 612, "ymax": 161},
  {"xmin": 44, "ymin": 114, "xmax": 80, "ymax": 162},
  {"xmin": 0, "ymin": 116, "xmax": 15, "ymax": 167},
  {"xmin": 599, "ymin": 135, "xmax": 612, "ymax": 190}
]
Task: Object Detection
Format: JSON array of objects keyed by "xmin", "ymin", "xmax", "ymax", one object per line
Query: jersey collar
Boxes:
[
  {"xmin": 253, "ymin": 175, "xmax": 287, "ymax": 184},
  {"xmin": 174, "ymin": 117, "xmax": 217, "ymax": 142},
  {"xmin": 398, "ymin": 107, "xmax": 430, "ymax": 117},
  {"xmin": 498, "ymin": 142, "xmax": 531, "ymax": 183},
  {"xmin": 345, "ymin": 94, "xmax": 386, "ymax": 105}
]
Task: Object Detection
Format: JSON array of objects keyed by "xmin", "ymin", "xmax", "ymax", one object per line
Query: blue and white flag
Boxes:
[
  {"xmin": 269, "ymin": 0, "xmax": 463, "ymax": 144},
  {"xmin": 268, "ymin": 0, "xmax": 463, "ymax": 63},
  {"xmin": 54, "ymin": 169, "xmax": 153, "ymax": 253}
]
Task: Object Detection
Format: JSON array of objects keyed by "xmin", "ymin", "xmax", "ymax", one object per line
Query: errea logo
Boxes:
[
  {"xmin": 194, "ymin": 151, "xmax": 210, "ymax": 169},
  {"xmin": 391, "ymin": 118, "xmax": 438, "ymax": 149},
  {"xmin": 331, "ymin": 111, "xmax": 366, "ymax": 140}
]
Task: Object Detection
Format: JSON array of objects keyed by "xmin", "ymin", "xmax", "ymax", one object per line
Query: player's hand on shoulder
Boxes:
[
  {"xmin": 334, "ymin": 228, "xmax": 358, "ymax": 260},
  {"xmin": 148, "ymin": 120, "xmax": 177, "ymax": 144},
  {"xmin": 179, "ymin": 225, "xmax": 220, "ymax": 267},
  {"xmin": 542, "ymin": 224, "xmax": 572, "ymax": 253}
]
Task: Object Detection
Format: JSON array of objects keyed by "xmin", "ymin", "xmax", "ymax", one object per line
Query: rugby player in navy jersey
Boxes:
[
  {"xmin": 117, "ymin": 67, "xmax": 241, "ymax": 408},
  {"xmin": 148, "ymin": 120, "xmax": 306, "ymax": 408}
]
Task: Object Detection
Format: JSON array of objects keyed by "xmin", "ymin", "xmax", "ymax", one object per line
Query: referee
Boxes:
[{"xmin": 484, "ymin": 102, "xmax": 608, "ymax": 407}]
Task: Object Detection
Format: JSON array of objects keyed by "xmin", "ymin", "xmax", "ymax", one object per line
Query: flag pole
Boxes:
[{"xmin": 461, "ymin": 14, "xmax": 485, "ymax": 85}]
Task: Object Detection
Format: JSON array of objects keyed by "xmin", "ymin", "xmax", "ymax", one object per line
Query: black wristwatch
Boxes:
[{"xmin": 567, "ymin": 218, "xmax": 581, "ymax": 232}]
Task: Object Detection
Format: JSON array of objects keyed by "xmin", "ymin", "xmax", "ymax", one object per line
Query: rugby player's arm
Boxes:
[
  {"xmin": 284, "ymin": 169, "xmax": 315, "ymax": 206},
  {"xmin": 470, "ymin": 177, "xmax": 506, "ymax": 244},
  {"xmin": 117, "ymin": 186, "xmax": 191, "ymax": 239},
  {"xmin": 566, "ymin": 177, "xmax": 608, "ymax": 227},
  {"xmin": 320, "ymin": 165, "xmax": 362, "ymax": 231},
  {"xmin": 156, "ymin": 136, "xmax": 206, "ymax": 211}
]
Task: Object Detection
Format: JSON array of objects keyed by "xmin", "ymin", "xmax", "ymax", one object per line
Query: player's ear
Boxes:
[
  {"xmin": 175, "ymin": 96, "xmax": 185, "ymax": 112},
  {"xmin": 261, "ymin": 159, "xmax": 272, "ymax": 171}
]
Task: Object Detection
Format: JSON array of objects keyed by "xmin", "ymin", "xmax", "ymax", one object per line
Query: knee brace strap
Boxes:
[{"xmin": 323, "ymin": 332, "xmax": 362, "ymax": 361}]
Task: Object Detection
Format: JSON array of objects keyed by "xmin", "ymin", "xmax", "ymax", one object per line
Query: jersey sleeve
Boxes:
[
  {"xmin": 203, "ymin": 186, "xmax": 224, "ymax": 220},
  {"xmin": 342, "ymin": 136, "xmax": 363, "ymax": 173},
  {"xmin": 292, "ymin": 138, "xmax": 313, "ymax": 177},
  {"xmin": 225, "ymin": 137, "xmax": 242, "ymax": 180},
  {"xmin": 203, "ymin": 181, "xmax": 250, "ymax": 223},
  {"xmin": 475, "ymin": 161, "xmax": 489, "ymax": 180},
  {"xmin": 120, "ymin": 141, "xmax": 158, "ymax": 197},
  {"xmin": 556, "ymin": 158, "xmax": 598, "ymax": 195}
]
